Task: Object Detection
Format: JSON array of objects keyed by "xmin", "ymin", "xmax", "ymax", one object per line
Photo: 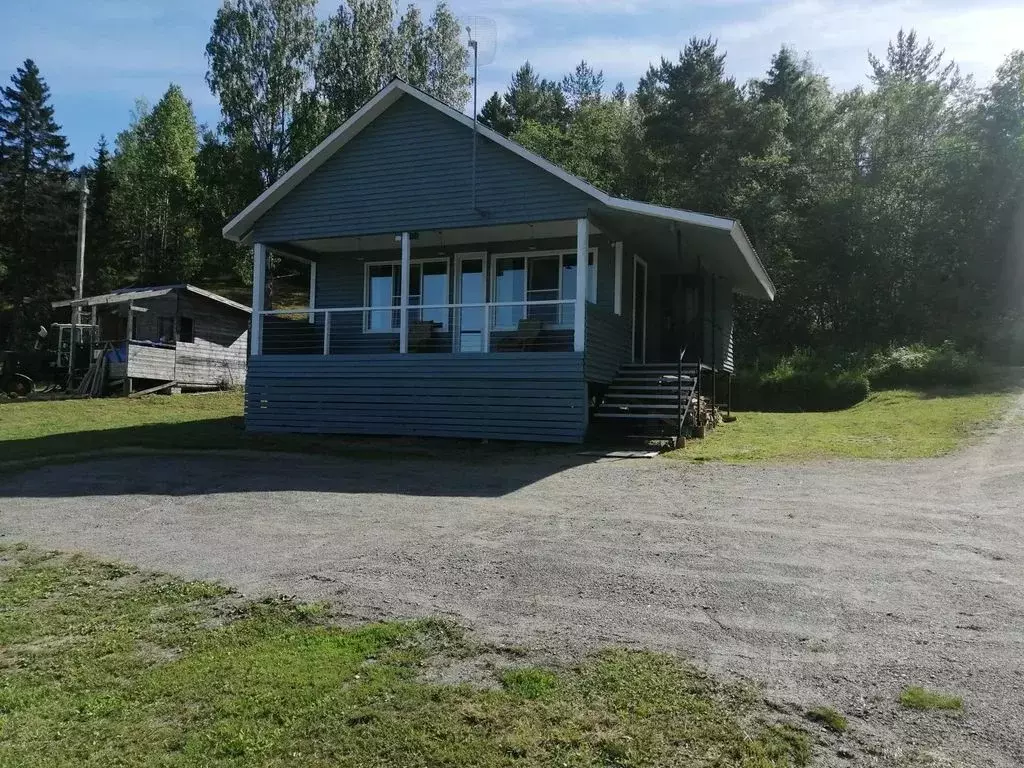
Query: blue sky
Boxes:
[{"xmin": 3, "ymin": 0, "xmax": 1023, "ymax": 163}]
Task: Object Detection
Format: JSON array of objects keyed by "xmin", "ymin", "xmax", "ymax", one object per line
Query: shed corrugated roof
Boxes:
[{"xmin": 51, "ymin": 284, "xmax": 251, "ymax": 313}]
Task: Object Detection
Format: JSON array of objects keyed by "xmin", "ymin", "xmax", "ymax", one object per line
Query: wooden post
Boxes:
[
  {"xmin": 251, "ymin": 243, "xmax": 267, "ymax": 355},
  {"xmin": 124, "ymin": 304, "xmax": 134, "ymax": 396},
  {"xmin": 399, "ymin": 231, "xmax": 411, "ymax": 354},
  {"xmin": 574, "ymin": 218, "xmax": 588, "ymax": 352},
  {"xmin": 68, "ymin": 304, "xmax": 78, "ymax": 386},
  {"xmin": 610, "ymin": 239, "xmax": 618, "ymax": 313},
  {"xmin": 322, "ymin": 312, "xmax": 331, "ymax": 355},
  {"xmin": 90, "ymin": 306, "xmax": 98, "ymax": 380}
]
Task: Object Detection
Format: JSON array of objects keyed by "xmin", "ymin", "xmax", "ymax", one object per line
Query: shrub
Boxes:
[
  {"xmin": 866, "ymin": 342, "xmax": 983, "ymax": 390},
  {"xmin": 734, "ymin": 352, "xmax": 870, "ymax": 412}
]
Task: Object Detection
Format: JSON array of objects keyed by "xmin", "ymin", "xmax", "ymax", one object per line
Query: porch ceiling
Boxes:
[
  {"xmin": 271, "ymin": 219, "xmax": 596, "ymax": 256},
  {"xmin": 268, "ymin": 207, "xmax": 774, "ymax": 302},
  {"xmin": 595, "ymin": 205, "xmax": 774, "ymax": 300}
]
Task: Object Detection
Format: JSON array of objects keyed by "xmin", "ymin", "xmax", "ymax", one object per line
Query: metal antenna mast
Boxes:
[
  {"xmin": 468, "ymin": 29, "xmax": 479, "ymax": 211},
  {"xmin": 462, "ymin": 17, "xmax": 495, "ymax": 213}
]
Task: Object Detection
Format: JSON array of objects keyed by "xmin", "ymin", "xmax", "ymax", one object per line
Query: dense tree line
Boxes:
[
  {"xmin": 482, "ymin": 33, "xmax": 1024, "ymax": 363},
  {"xmin": 1, "ymin": 8, "xmax": 1022, "ymax": 363}
]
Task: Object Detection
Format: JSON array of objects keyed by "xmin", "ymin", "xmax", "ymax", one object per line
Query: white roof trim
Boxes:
[
  {"xmin": 223, "ymin": 82, "xmax": 407, "ymax": 243},
  {"xmin": 730, "ymin": 224, "xmax": 776, "ymax": 301},
  {"xmin": 222, "ymin": 78, "xmax": 774, "ymax": 300}
]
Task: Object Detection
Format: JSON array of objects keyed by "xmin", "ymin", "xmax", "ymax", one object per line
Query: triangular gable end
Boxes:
[{"xmin": 249, "ymin": 94, "xmax": 596, "ymax": 244}]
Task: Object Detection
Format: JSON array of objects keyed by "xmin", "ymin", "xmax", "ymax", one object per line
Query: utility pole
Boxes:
[
  {"xmin": 68, "ymin": 172, "xmax": 89, "ymax": 386},
  {"xmin": 75, "ymin": 173, "xmax": 89, "ymax": 317}
]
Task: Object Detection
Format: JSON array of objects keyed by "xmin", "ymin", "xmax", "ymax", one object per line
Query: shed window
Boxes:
[
  {"xmin": 364, "ymin": 259, "xmax": 449, "ymax": 332},
  {"xmin": 179, "ymin": 317, "xmax": 194, "ymax": 343},
  {"xmin": 157, "ymin": 316, "xmax": 175, "ymax": 344}
]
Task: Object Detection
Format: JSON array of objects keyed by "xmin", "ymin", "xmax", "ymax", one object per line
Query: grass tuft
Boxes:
[
  {"xmin": 806, "ymin": 705, "xmax": 848, "ymax": 732},
  {"xmin": 899, "ymin": 686, "xmax": 963, "ymax": 711},
  {"xmin": 499, "ymin": 667, "xmax": 560, "ymax": 699}
]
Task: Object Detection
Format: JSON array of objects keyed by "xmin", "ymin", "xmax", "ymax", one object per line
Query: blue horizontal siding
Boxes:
[
  {"xmin": 253, "ymin": 95, "xmax": 593, "ymax": 242},
  {"xmin": 245, "ymin": 352, "xmax": 588, "ymax": 443},
  {"xmin": 585, "ymin": 303, "xmax": 632, "ymax": 383}
]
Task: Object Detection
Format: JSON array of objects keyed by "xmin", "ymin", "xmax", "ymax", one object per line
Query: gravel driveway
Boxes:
[{"xmin": 2, "ymin": 395, "xmax": 1023, "ymax": 766}]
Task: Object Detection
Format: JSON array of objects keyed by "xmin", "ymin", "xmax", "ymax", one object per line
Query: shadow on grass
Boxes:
[{"xmin": 0, "ymin": 417, "xmax": 596, "ymax": 499}]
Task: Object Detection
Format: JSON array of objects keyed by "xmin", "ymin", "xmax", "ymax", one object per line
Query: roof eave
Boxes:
[
  {"xmin": 51, "ymin": 285, "xmax": 251, "ymax": 314},
  {"xmin": 729, "ymin": 223, "xmax": 775, "ymax": 301},
  {"xmin": 221, "ymin": 82, "xmax": 407, "ymax": 242}
]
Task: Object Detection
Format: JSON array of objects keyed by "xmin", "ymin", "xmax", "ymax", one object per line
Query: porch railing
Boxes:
[{"xmin": 256, "ymin": 299, "xmax": 577, "ymax": 356}]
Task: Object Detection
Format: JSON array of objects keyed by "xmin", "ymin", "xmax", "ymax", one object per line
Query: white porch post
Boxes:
[
  {"xmin": 308, "ymin": 260, "xmax": 317, "ymax": 324},
  {"xmin": 574, "ymin": 218, "xmax": 588, "ymax": 352},
  {"xmin": 251, "ymin": 242, "xmax": 267, "ymax": 355},
  {"xmin": 399, "ymin": 231, "xmax": 411, "ymax": 353},
  {"xmin": 613, "ymin": 241, "xmax": 623, "ymax": 315}
]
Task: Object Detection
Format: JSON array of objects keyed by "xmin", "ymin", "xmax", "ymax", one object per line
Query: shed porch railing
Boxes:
[{"xmin": 255, "ymin": 298, "xmax": 577, "ymax": 356}]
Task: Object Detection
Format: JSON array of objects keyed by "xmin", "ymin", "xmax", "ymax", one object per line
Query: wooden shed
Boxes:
[{"xmin": 52, "ymin": 284, "xmax": 250, "ymax": 394}]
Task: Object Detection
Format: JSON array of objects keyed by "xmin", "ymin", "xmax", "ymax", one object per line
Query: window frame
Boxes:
[
  {"xmin": 490, "ymin": 248, "xmax": 598, "ymax": 330},
  {"xmin": 157, "ymin": 316, "xmax": 176, "ymax": 344},
  {"xmin": 179, "ymin": 316, "xmax": 195, "ymax": 344},
  {"xmin": 362, "ymin": 257, "xmax": 450, "ymax": 334}
]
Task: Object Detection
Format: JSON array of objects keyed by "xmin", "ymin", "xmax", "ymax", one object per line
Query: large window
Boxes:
[
  {"xmin": 364, "ymin": 259, "xmax": 449, "ymax": 332},
  {"xmin": 492, "ymin": 250, "xmax": 597, "ymax": 329}
]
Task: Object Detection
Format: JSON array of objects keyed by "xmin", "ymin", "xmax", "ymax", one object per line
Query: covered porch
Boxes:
[
  {"xmin": 253, "ymin": 218, "xmax": 599, "ymax": 361},
  {"xmin": 249, "ymin": 207, "xmax": 757, "ymax": 376}
]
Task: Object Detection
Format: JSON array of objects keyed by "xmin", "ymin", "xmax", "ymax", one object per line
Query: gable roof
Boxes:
[
  {"xmin": 223, "ymin": 78, "xmax": 774, "ymax": 301},
  {"xmin": 51, "ymin": 284, "xmax": 251, "ymax": 314}
]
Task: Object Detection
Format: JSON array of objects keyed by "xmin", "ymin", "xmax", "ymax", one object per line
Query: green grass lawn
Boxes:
[
  {"xmin": 0, "ymin": 391, "xmax": 572, "ymax": 466},
  {"xmin": 1, "ymin": 386, "xmax": 1015, "ymax": 467},
  {"xmin": 0, "ymin": 391, "xmax": 247, "ymax": 464},
  {"xmin": 669, "ymin": 390, "xmax": 1014, "ymax": 463},
  {"xmin": 0, "ymin": 545, "xmax": 811, "ymax": 767}
]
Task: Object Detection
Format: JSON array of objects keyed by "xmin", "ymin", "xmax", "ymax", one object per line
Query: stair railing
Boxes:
[{"xmin": 677, "ymin": 345, "xmax": 687, "ymax": 440}]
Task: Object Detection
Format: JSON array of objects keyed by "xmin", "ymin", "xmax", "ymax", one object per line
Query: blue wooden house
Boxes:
[{"xmin": 223, "ymin": 79, "xmax": 774, "ymax": 443}]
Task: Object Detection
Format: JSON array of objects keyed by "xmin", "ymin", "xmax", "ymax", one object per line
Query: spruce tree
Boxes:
[
  {"xmin": 0, "ymin": 59, "xmax": 74, "ymax": 341},
  {"xmin": 86, "ymin": 135, "xmax": 119, "ymax": 292}
]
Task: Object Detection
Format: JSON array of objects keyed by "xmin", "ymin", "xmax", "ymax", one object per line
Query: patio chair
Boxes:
[
  {"xmin": 496, "ymin": 318, "xmax": 545, "ymax": 351},
  {"xmin": 408, "ymin": 320, "xmax": 439, "ymax": 352}
]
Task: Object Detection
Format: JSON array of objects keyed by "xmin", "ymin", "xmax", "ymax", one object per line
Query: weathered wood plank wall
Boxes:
[{"xmin": 173, "ymin": 293, "xmax": 248, "ymax": 387}]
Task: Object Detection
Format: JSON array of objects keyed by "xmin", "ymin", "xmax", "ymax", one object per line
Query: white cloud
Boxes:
[
  {"xmin": 716, "ymin": 0, "xmax": 1024, "ymax": 88},
  {"xmin": 475, "ymin": 0, "xmax": 1023, "ymax": 95}
]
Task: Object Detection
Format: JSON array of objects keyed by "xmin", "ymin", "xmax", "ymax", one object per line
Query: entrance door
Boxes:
[
  {"xmin": 455, "ymin": 253, "xmax": 487, "ymax": 352},
  {"xmin": 632, "ymin": 256, "xmax": 648, "ymax": 363},
  {"xmin": 660, "ymin": 275, "xmax": 701, "ymax": 362}
]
